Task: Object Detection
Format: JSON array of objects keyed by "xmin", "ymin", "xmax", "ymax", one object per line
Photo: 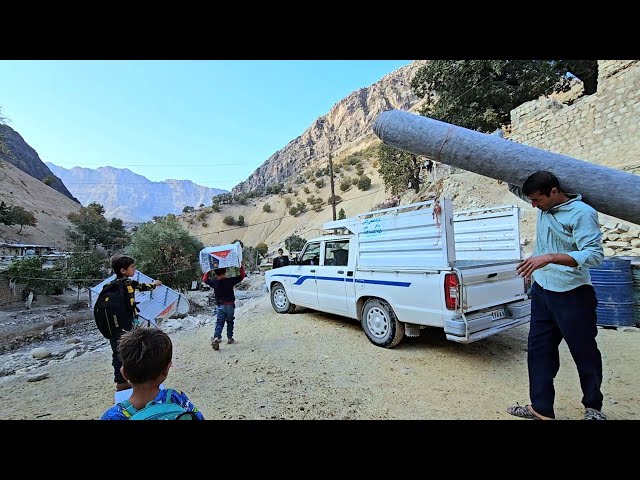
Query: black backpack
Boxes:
[{"xmin": 94, "ymin": 279, "xmax": 133, "ymax": 339}]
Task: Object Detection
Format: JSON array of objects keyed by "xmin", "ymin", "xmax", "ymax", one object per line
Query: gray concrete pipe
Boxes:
[{"xmin": 373, "ymin": 109, "xmax": 640, "ymax": 226}]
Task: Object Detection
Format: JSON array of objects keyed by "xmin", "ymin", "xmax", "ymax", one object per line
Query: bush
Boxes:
[
  {"xmin": 237, "ymin": 215, "xmax": 245, "ymax": 226},
  {"xmin": 357, "ymin": 175, "xmax": 371, "ymax": 191},
  {"xmin": 340, "ymin": 179, "xmax": 351, "ymax": 192},
  {"xmin": 284, "ymin": 197, "xmax": 293, "ymax": 207},
  {"xmin": 303, "ymin": 186, "xmax": 310, "ymax": 194},
  {"xmin": 315, "ymin": 179, "xmax": 325, "ymax": 189},
  {"xmin": 223, "ymin": 216, "xmax": 235, "ymax": 225},
  {"xmin": 263, "ymin": 203, "xmax": 271, "ymax": 213},
  {"xmin": 338, "ymin": 208, "xmax": 346, "ymax": 219},
  {"xmin": 289, "ymin": 206, "xmax": 299, "ymax": 216}
]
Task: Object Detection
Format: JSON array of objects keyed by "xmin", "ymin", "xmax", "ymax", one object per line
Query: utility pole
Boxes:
[{"xmin": 328, "ymin": 151, "xmax": 337, "ymax": 221}]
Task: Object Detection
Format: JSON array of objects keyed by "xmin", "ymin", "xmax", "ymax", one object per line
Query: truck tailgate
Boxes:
[{"xmin": 455, "ymin": 260, "xmax": 528, "ymax": 312}]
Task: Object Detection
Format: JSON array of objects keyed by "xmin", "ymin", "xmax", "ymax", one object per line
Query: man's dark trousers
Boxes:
[{"xmin": 528, "ymin": 282, "xmax": 603, "ymax": 418}]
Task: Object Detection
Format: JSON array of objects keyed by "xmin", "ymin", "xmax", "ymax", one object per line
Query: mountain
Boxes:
[
  {"xmin": 0, "ymin": 124, "xmax": 79, "ymax": 203},
  {"xmin": 0, "ymin": 161, "xmax": 81, "ymax": 247},
  {"xmin": 46, "ymin": 163, "xmax": 227, "ymax": 222},
  {"xmin": 232, "ymin": 60, "xmax": 426, "ymax": 194}
]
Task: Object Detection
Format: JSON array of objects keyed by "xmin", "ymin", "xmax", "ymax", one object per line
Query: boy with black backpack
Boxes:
[
  {"xmin": 95, "ymin": 255, "xmax": 162, "ymax": 391},
  {"xmin": 100, "ymin": 327, "xmax": 204, "ymax": 420}
]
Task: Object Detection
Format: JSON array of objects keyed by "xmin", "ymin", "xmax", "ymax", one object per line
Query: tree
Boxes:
[
  {"xmin": 410, "ymin": 60, "xmax": 584, "ymax": 132},
  {"xmin": 66, "ymin": 202, "xmax": 129, "ymax": 248},
  {"xmin": 263, "ymin": 203, "xmax": 271, "ymax": 213},
  {"xmin": 183, "ymin": 206, "xmax": 195, "ymax": 213},
  {"xmin": 0, "ymin": 201, "xmax": 13, "ymax": 226},
  {"xmin": 357, "ymin": 175, "xmax": 371, "ymax": 191},
  {"xmin": 6, "ymin": 256, "xmax": 67, "ymax": 295},
  {"xmin": 255, "ymin": 242, "xmax": 268, "ymax": 257},
  {"xmin": 237, "ymin": 215, "xmax": 245, "ymax": 226},
  {"xmin": 125, "ymin": 216, "xmax": 203, "ymax": 290},
  {"xmin": 285, "ymin": 234, "xmax": 306, "ymax": 252},
  {"xmin": 8, "ymin": 206, "xmax": 37, "ymax": 233},
  {"xmin": 338, "ymin": 208, "xmax": 346, "ymax": 220},
  {"xmin": 377, "ymin": 144, "xmax": 423, "ymax": 195},
  {"xmin": 66, "ymin": 246, "xmax": 109, "ymax": 301}
]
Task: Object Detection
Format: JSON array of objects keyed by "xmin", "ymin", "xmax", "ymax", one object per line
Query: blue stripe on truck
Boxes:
[{"xmin": 271, "ymin": 274, "xmax": 410, "ymax": 287}]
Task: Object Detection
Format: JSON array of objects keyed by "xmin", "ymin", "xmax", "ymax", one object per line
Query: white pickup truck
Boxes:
[{"xmin": 265, "ymin": 199, "xmax": 531, "ymax": 348}]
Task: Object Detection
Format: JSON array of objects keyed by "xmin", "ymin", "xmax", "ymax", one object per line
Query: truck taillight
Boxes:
[{"xmin": 444, "ymin": 273, "xmax": 459, "ymax": 310}]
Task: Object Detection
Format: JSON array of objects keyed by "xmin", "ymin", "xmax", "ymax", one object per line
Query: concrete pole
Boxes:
[{"xmin": 373, "ymin": 110, "xmax": 640, "ymax": 225}]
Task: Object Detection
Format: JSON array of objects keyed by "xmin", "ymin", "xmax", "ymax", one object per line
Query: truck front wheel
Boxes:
[
  {"xmin": 361, "ymin": 299, "xmax": 404, "ymax": 348},
  {"xmin": 271, "ymin": 282, "xmax": 296, "ymax": 314}
]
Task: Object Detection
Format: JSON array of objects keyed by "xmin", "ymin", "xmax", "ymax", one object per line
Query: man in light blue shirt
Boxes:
[{"xmin": 506, "ymin": 171, "xmax": 606, "ymax": 420}]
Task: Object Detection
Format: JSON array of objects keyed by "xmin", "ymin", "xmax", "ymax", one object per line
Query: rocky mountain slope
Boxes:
[
  {"xmin": 46, "ymin": 163, "xmax": 227, "ymax": 223},
  {"xmin": 0, "ymin": 124, "xmax": 78, "ymax": 203},
  {"xmin": 0, "ymin": 161, "xmax": 81, "ymax": 247},
  {"xmin": 232, "ymin": 61, "xmax": 426, "ymax": 194}
]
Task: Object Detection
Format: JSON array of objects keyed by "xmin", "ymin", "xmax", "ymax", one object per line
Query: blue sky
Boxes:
[{"xmin": 0, "ymin": 60, "xmax": 411, "ymax": 192}]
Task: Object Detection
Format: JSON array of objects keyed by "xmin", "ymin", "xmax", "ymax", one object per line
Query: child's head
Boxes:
[
  {"xmin": 214, "ymin": 267, "xmax": 227, "ymax": 278},
  {"xmin": 111, "ymin": 255, "xmax": 136, "ymax": 278},
  {"xmin": 118, "ymin": 327, "xmax": 172, "ymax": 385}
]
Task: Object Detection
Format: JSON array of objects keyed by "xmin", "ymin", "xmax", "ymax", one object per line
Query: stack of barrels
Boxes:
[{"xmin": 590, "ymin": 257, "xmax": 637, "ymax": 328}]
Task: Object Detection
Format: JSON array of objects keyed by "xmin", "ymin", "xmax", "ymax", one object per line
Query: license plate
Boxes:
[{"xmin": 490, "ymin": 308, "xmax": 505, "ymax": 320}]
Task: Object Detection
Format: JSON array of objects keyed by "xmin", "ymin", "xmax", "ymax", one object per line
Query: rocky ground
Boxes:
[{"xmin": 0, "ymin": 272, "xmax": 638, "ymax": 420}]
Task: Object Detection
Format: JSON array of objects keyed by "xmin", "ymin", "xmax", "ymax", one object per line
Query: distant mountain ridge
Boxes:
[
  {"xmin": 0, "ymin": 124, "xmax": 79, "ymax": 203},
  {"xmin": 232, "ymin": 60, "xmax": 426, "ymax": 194},
  {"xmin": 46, "ymin": 163, "xmax": 227, "ymax": 222}
]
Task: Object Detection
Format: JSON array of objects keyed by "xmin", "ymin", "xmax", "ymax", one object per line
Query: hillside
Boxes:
[
  {"xmin": 0, "ymin": 161, "xmax": 81, "ymax": 248},
  {"xmin": 232, "ymin": 61, "xmax": 426, "ymax": 194},
  {"xmin": 46, "ymin": 163, "xmax": 227, "ymax": 222},
  {"xmin": 0, "ymin": 124, "xmax": 78, "ymax": 203}
]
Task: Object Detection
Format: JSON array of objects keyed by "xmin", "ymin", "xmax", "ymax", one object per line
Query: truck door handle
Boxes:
[
  {"xmin": 337, "ymin": 270, "xmax": 344, "ymax": 274},
  {"xmin": 347, "ymin": 271, "xmax": 353, "ymax": 277},
  {"xmin": 310, "ymin": 269, "xmax": 316, "ymax": 273}
]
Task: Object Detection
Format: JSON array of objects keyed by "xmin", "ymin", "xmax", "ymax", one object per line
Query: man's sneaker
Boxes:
[
  {"xmin": 211, "ymin": 337, "xmax": 221, "ymax": 350},
  {"xmin": 227, "ymin": 338, "xmax": 235, "ymax": 344},
  {"xmin": 584, "ymin": 408, "xmax": 606, "ymax": 420},
  {"xmin": 506, "ymin": 403, "xmax": 554, "ymax": 420}
]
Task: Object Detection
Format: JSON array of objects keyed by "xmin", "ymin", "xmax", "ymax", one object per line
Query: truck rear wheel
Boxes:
[
  {"xmin": 271, "ymin": 282, "xmax": 296, "ymax": 314},
  {"xmin": 361, "ymin": 299, "xmax": 404, "ymax": 348}
]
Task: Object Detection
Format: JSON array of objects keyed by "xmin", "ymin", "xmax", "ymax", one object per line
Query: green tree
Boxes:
[
  {"xmin": 66, "ymin": 246, "xmax": 109, "ymax": 301},
  {"xmin": 8, "ymin": 206, "xmax": 37, "ymax": 233},
  {"xmin": 357, "ymin": 176, "xmax": 371, "ymax": 191},
  {"xmin": 377, "ymin": 144, "xmax": 423, "ymax": 195},
  {"xmin": 125, "ymin": 216, "xmax": 203, "ymax": 290},
  {"xmin": 66, "ymin": 202, "xmax": 129, "ymax": 248},
  {"xmin": 6, "ymin": 256, "xmax": 67, "ymax": 295},
  {"xmin": 182, "ymin": 206, "xmax": 195, "ymax": 213},
  {"xmin": 410, "ymin": 60, "xmax": 581, "ymax": 132},
  {"xmin": 338, "ymin": 208, "xmax": 346, "ymax": 220},
  {"xmin": 255, "ymin": 242, "xmax": 268, "ymax": 257},
  {"xmin": 284, "ymin": 234, "xmax": 306, "ymax": 252},
  {"xmin": 0, "ymin": 202, "xmax": 13, "ymax": 226}
]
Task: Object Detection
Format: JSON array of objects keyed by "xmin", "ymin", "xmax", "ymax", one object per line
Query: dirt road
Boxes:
[{"xmin": 0, "ymin": 293, "xmax": 638, "ymax": 420}]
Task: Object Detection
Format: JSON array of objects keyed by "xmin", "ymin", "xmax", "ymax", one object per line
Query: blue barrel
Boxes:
[
  {"xmin": 590, "ymin": 257, "xmax": 635, "ymax": 327},
  {"xmin": 633, "ymin": 264, "xmax": 640, "ymax": 327}
]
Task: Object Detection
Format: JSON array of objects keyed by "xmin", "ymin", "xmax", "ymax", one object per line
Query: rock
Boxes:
[
  {"xmin": 26, "ymin": 372, "xmax": 49, "ymax": 382},
  {"xmin": 63, "ymin": 350, "xmax": 78, "ymax": 361},
  {"xmin": 65, "ymin": 337, "xmax": 82, "ymax": 344},
  {"xmin": 30, "ymin": 347, "xmax": 51, "ymax": 359},
  {"xmin": 44, "ymin": 325, "xmax": 54, "ymax": 333}
]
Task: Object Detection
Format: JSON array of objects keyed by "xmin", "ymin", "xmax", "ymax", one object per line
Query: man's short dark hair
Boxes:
[
  {"xmin": 111, "ymin": 255, "xmax": 135, "ymax": 277},
  {"xmin": 118, "ymin": 327, "xmax": 172, "ymax": 384},
  {"xmin": 522, "ymin": 171, "xmax": 561, "ymax": 197},
  {"xmin": 214, "ymin": 267, "xmax": 227, "ymax": 276},
  {"xmin": 278, "ymin": 248, "xmax": 283, "ymax": 253}
]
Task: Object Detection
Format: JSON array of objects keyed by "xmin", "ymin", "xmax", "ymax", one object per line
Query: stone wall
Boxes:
[
  {"xmin": 508, "ymin": 60, "xmax": 640, "ymax": 175},
  {"xmin": 507, "ymin": 60, "xmax": 640, "ymax": 256},
  {"xmin": 0, "ymin": 274, "xmax": 26, "ymax": 306}
]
